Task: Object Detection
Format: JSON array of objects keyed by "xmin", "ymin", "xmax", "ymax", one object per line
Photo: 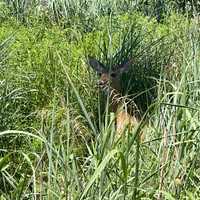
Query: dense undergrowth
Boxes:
[{"xmin": 0, "ymin": 1, "xmax": 200, "ymax": 199}]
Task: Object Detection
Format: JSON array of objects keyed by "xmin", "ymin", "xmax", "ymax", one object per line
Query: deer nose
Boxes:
[{"xmin": 98, "ymin": 80, "xmax": 107, "ymax": 86}]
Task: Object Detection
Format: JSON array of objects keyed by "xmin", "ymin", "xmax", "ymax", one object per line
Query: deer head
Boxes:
[{"xmin": 88, "ymin": 57, "xmax": 132, "ymax": 93}]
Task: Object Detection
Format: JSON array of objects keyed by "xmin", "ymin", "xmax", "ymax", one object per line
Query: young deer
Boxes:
[{"xmin": 88, "ymin": 57, "xmax": 140, "ymax": 135}]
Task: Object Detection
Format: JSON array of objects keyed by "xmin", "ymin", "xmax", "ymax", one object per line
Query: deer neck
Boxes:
[
  {"xmin": 106, "ymin": 87, "xmax": 125, "ymax": 113},
  {"xmin": 104, "ymin": 85, "xmax": 140, "ymax": 120}
]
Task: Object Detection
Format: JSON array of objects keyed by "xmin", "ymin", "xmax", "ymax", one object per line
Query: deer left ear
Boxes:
[{"xmin": 87, "ymin": 56, "xmax": 106, "ymax": 74}]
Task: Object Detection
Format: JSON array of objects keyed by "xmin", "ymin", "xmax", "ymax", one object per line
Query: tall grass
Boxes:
[
  {"xmin": 0, "ymin": 2, "xmax": 200, "ymax": 200},
  {"xmin": 2, "ymin": 0, "xmax": 199, "ymax": 27}
]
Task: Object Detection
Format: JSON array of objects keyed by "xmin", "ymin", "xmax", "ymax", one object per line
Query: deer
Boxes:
[{"xmin": 88, "ymin": 56, "xmax": 141, "ymax": 136}]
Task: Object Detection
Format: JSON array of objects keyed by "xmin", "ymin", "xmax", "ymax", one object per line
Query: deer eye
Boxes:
[{"xmin": 110, "ymin": 73, "xmax": 117, "ymax": 78}]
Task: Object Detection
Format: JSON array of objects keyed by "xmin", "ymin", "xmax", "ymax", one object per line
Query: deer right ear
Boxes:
[
  {"xmin": 117, "ymin": 58, "xmax": 133, "ymax": 74},
  {"xmin": 88, "ymin": 57, "xmax": 106, "ymax": 74}
]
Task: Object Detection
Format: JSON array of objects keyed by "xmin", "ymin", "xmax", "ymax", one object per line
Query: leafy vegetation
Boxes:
[{"xmin": 0, "ymin": 0, "xmax": 200, "ymax": 199}]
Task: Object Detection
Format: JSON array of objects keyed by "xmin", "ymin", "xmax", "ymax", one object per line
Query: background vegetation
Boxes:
[{"xmin": 0, "ymin": 0, "xmax": 200, "ymax": 199}]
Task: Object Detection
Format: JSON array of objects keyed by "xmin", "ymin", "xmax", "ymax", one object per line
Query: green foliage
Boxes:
[
  {"xmin": 2, "ymin": 0, "xmax": 199, "ymax": 29},
  {"xmin": 0, "ymin": 1, "xmax": 10, "ymax": 23},
  {"xmin": 0, "ymin": 4, "xmax": 200, "ymax": 199}
]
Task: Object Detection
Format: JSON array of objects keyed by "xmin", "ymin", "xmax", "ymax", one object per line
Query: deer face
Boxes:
[
  {"xmin": 98, "ymin": 73, "xmax": 109, "ymax": 87},
  {"xmin": 98, "ymin": 72, "xmax": 122, "ymax": 93},
  {"xmin": 88, "ymin": 57, "xmax": 131, "ymax": 92}
]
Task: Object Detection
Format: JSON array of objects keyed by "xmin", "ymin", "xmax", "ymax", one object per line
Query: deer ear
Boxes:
[
  {"xmin": 117, "ymin": 58, "xmax": 134, "ymax": 74},
  {"xmin": 88, "ymin": 57, "xmax": 106, "ymax": 74}
]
